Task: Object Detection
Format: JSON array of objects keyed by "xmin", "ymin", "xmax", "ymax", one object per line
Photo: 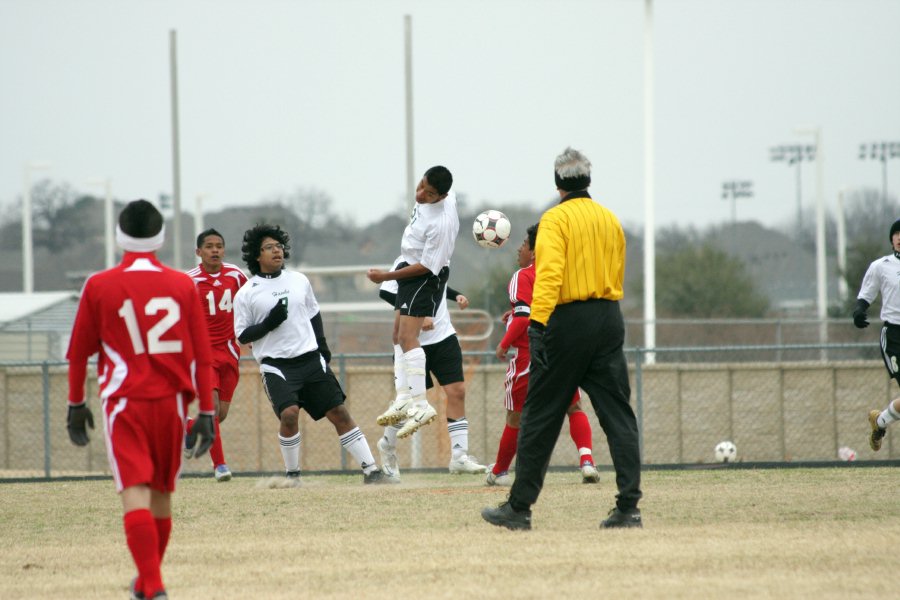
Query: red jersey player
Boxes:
[
  {"xmin": 66, "ymin": 200, "xmax": 215, "ymax": 600},
  {"xmin": 486, "ymin": 223, "xmax": 601, "ymax": 486},
  {"xmin": 185, "ymin": 228, "xmax": 248, "ymax": 482}
]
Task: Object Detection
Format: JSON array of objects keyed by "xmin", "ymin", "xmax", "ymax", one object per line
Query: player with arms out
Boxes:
[
  {"xmin": 855, "ymin": 218, "xmax": 900, "ymax": 452},
  {"xmin": 367, "ymin": 165, "xmax": 458, "ymax": 439},
  {"xmin": 66, "ymin": 200, "xmax": 215, "ymax": 600},
  {"xmin": 184, "ymin": 228, "xmax": 248, "ymax": 482},
  {"xmin": 487, "ymin": 223, "xmax": 601, "ymax": 486},
  {"xmin": 233, "ymin": 224, "xmax": 389, "ymax": 485}
]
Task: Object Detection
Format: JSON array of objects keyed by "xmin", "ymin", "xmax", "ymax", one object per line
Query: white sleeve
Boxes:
[
  {"xmin": 858, "ymin": 259, "xmax": 882, "ymax": 304},
  {"xmin": 301, "ymin": 274, "xmax": 320, "ymax": 317},
  {"xmin": 233, "ymin": 288, "xmax": 253, "ymax": 338}
]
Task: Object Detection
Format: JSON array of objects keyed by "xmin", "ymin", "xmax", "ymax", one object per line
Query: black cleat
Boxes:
[
  {"xmin": 481, "ymin": 501, "xmax": 532, "ymax": 530},
  {"xmin": 363, "ymin": 468, "xmax": 393, "ymax": 484},
  {"xmin": 129, "ymin": 577, "xmax": 144, "ymax": 600},
  {"xmin": 600, "ymin": 506, "xmax": 643, "ymax": 529}
]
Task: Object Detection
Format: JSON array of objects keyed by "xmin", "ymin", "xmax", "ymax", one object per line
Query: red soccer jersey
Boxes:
[
  {"xmin": 187, "ymin": 262, "xmax": 247, "ymax": 346},
  {"xmin": 67, "ymin": 252, "xmax": 213, "ymax": 413},
  {"xmin": 500, "ymin": 263, "xmax": 535, "ymax": 353}
]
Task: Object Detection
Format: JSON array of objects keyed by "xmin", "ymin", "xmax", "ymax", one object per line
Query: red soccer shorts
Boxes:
[
  {"xmin": 211, "ymin": 340, "xmax": 241, "ymax": 403},
  {"xmin": 504, "ymin": 351, "xmax": 580, "ymax": 412},
  {"xmin": 102, "ymin": 394, "xmax": 187, "ymax": 493}
]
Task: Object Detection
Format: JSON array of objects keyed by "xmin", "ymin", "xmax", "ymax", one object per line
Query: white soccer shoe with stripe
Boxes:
[
  {"xmin": 377, "ymin": 394, "xmax": 412, "ymax": 426},
  {"xmin": 397, "ymin": 402, "xmax": 437, "ymax": 438},
  {"xmin": 449, "ymin": 454, "xmax": 488, "ymax": 474}
]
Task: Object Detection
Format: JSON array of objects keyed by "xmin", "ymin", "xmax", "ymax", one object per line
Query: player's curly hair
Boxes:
[{"xmin": 241, "ymin": 224, "xmax": 291, "ymax": 275}]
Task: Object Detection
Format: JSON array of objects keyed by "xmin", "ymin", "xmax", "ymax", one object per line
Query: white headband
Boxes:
[{"xmin": 116, "ymin": 224, "xmax": 166, "ymax": 252}]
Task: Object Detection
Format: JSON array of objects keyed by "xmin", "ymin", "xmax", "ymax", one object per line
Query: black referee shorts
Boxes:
[
  {"xmin": 395, "ymin": 262, "xmax": 449, "ymax": 318},
  {"xmin": 422, "ymin": 334, "xmax": 464, "ymax": 389},
  {"xmin": 260, "ymin": 352, "xmax": 345, "ymax": 419}
]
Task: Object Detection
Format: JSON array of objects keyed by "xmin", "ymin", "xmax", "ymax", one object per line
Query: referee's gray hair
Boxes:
[{"xmin": 554, "ymin": 147, "xmax": 592, "ymax": 178}]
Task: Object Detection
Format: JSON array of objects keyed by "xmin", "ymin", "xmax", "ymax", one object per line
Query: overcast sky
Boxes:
[{"xmin": 2, "ymin": 0, "xmax": 899, "ymax": 234}]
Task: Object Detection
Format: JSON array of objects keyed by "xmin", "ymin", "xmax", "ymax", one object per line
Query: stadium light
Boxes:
[
  {"xmin": 721, "ymin": 180, "xmax": 753, "ymax": 228},
  {"xmin": 858, "ymin": 141, "xmax": 900, "ymax": 204},
  {"xmin": 85, "ymin": 178, "xmax": 115, "ymax": 269},
  {"xmin": 769, "ymin": 143, "xmax": 815, "ymax": 230},
  {"xmin": 22, "ymin": 161, "xmax": 52, "ymax": 294}
]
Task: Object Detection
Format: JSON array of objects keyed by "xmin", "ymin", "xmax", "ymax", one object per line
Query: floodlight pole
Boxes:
[
  {"xmin": 858, "ymin": 141, "xmax": 900, "ymax": 205},
  {"xmin": 22, "ymin": 161, "xmax": 51, "ymax": 293},
  {"xmin": 769, "ymin": 144, "xmax": 814, "ymax": 231},
  {"xmin": 836, "ymin": 188, "xmax": 848, "ymax": 303},
  {"xmin": 195, "ymin": 193, "xmax": 207, "ymax": 239},
  {"xmin": 796, "ymin": 127, "xmax": 827, "ymax": 354},
  {"xmin": 86, "ymin": 177, "xmax": 115, "ymax": 269},
  {"xmin": 721, "ymin": 180, "xmax": 753, "ymax": 229},
  {"xmin": 404, "ymin": 15, "xmax": 415, "ymax": 214},
  {"xmin": 169, "ymin": 29, "xmax": 183, "ymax": 269},
  {"xmin": 643, "ymin": 0, "xmax": 656, "ymax": 365}
]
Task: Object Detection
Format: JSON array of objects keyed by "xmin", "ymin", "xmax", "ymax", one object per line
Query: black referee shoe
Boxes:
[
  {"xmin": 600, "ymin": 506, "xmax": 642, "ymax": 529},
  {"xmin": 364, "ymin": 468, "xmax": 392, "ymax": 484},
  {"xmin": 481, "ymin": 501, "xmax": 532, "ymax": 530}
]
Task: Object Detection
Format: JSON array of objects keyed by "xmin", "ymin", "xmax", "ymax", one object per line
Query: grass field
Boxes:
[{"xmin": 1, "ymin": 466, "xmax": 897, "ymax": 599}]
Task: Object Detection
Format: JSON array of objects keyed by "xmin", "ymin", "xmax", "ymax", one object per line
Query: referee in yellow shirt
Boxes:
[{"xmin": 482, "ymin": 147, "xmax": 642, "ymax": 530}]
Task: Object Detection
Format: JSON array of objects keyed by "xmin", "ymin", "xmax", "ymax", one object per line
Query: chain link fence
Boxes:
[{"xmin": 1, "ymin": 342, "xmax": 896, "ymax": 480}]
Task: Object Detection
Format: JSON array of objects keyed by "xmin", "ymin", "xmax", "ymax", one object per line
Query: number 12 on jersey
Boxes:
[{"xmin": 118, "ymin": 297, "xmax": 183, "ymax": 355}]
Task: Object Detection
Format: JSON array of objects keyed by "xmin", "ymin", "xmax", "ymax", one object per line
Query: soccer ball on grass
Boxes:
[
  {"xmin": 714, "ymin": 440, "xmax": 737, "ymax": 463},
  {"xmin": 472, "ymin": 210, "xmax": 511, "ymax": 249}
]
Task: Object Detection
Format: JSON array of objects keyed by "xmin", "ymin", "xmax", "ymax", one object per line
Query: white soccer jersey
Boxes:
[
  {"xmin": 400, "ymin": 191, "xmax": 459, "ymax": 276},
  {"xmin": 233, "ymin": 270, "xmax": 320, "ymax": 362},
  {"xmin": 381, "ymin": 256, "xmax": 455, "ymax": 346},
  {"xmin": 858, "ymin": 253, "xmax": 900, "ymax": 324}
]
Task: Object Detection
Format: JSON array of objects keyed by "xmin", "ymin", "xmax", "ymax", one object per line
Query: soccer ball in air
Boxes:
[
  {"xmin": 714, "ymin": 441, "xmax": 737, "ymax": 463},
  {"xmin": 472, "ymin": 210, "xmax": 511, "ymax": 249}
]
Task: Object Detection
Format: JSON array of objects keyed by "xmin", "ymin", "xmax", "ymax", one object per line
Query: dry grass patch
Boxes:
[{"xmin": 1, "ymin": 467, "xmax": 896, "ymax": 599}]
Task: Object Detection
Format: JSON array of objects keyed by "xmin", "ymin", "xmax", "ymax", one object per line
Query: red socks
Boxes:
[
  {"xmin": 568, "ymin": 410, "xmax": 594, "ymax": 464},
  {"xmin": 123, "ymin": 509, "xmax": 163, "ymax": 597},
  {"xmin": 154, "ymin": 517, "xmax": 172, "ymax": 561},
  {"xmin": 492, "ymin": 425, "xmax": 519, "ymax": 474},
  {"xmin": 187, "ymin": 415, "xmax": 226, "ymax": 468},
  {"xmin": 209, "ymin": 416, "xmax": 225, "ymax": 467}
]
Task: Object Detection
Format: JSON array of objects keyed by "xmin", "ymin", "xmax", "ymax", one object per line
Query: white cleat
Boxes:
[
  {"xmin": 397, "ymin": 402, "xmax": 437, "ymax": 439},
  {"xmin": 377, "ymin": 437, "xmax": 401, "ymax": 483},
  {"xmin": 449, "ymin": 454, "xmax": 488, "ymax": 474},
  {"xmin": 581, "ymin": 462, "xmax": 601, "ymax": 484},
  {"xmin": 214, "ymin": 464, "xmax": 233, "ymax": 482},
  {"xmin": 485, "ymin": 464, "xmax": 512, "ymax": 486},
  {"xmin": 377, "ymin": 395, "xmax": 412, "ymax": 426}
]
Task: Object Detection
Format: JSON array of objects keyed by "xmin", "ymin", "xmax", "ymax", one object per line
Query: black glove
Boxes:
[
  {"xmin": 262, "ymin": 300, "xmax": 288, "ymax": 331},
  {"xmin": 853, "ymin": 299, "xmax": 870, "ymax": 329},
  {"xmin": 67, "ymin": 404, "xmax": 94, "ymax": 446},
  {"xmin": 528, "ymin": 321, "xmax": 549, "ymax": 371},
  {"xmin": 318, "ymin": 339, "xmax": 332, "ymax": 364},
  {"xmin": 187, "ymin": 414, "xmax": 216, "ymax": 459}
]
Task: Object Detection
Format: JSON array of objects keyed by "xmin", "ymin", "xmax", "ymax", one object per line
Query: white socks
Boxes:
[
  {"xmin": 340, "ymin": 427, "xmax": 378, "ymax": 474},
  {"xmin": 403, "ymin": 347, "xmax": 427, "ymax": 400},
  {"xmin": 877, "ymin": 401, "xmax": 900, "ymax": 429},
  {"xmin": 447, "ymin": 418, "xmax": 469, "ymax": 460},
  {"xmin": 393, "ymin": 344, "xmax": 409, "ymax": 399},
  {"xmin": 383, "ymin": 424, "xmax": 401, "ymax": 449},
  {"xmin": 279, "ymin": 431, "xmax": 301, "ymax": 473}
]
